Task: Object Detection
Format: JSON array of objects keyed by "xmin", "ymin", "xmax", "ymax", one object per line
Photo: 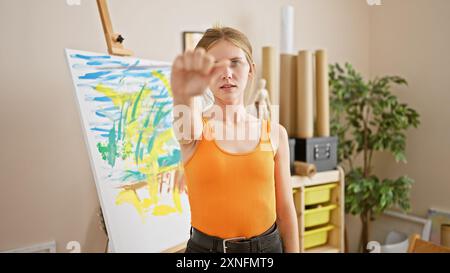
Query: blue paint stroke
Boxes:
[
  {"xmin": 71, "ymin": 54, "xmax": 111, "ymax": 60},
  {"xmin": 87, "ymin": 60, "xmax": 130, "ymax": 66},
  {"xmin": 95, "ymin": 112, "xmax": 107, "ymax": 118},
  {"xmin": 102, "ymin": 74, "xmax": 124, "ymax": 81},
  {"xmin": 93, "ymin": 96, "xmax": 112, "ymax": 102},
  {"xmin": 91, "ymin": 127, "xmax": 111, "ymax": 133},
  {"xmin": 79, "ymin": 71, "xmax": 112, "ymax": 80},
  {"xmin": 157, "ymin": 149, "xmax": 181, "ymax": 167},
  {"xmin": 122, "ymin": 170, "xmax": 147, "ymax": 182}
]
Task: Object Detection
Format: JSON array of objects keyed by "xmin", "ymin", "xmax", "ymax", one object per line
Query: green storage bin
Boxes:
[
  {"xmin": 304, "ymin": 183, "xmax": 337, "ymax": 206},
  {"xmin": 303, "ymin": 225, "xmax": 334, "ymax": 249},
  {"xmin": 304, "ymin": 204, "xmax": 337, "ymax": 228}
]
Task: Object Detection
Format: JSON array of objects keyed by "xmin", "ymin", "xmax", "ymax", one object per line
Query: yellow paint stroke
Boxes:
[
  {"xmin": 95, "ymin": 84, "xmax": 136, "ymax": 107},
  {"xmin": 153, "ymin": 205, "xmax": 177, "ymax": 216},
  {"xmin": 152, "ymin": 70, "xmax": 172, "ymax": 97},
  {"xmin": 115, "ymin": 189, "xmax": 148, "ymax": 220},
  {"xmin": 114, "ymin": 173, "xmax": 183, "ymax": 219},
  {"xmin": 138, "ymin": 128, "xmax": 175, "ymax": 175},
  {"xmin": 147, "ymin": 176, "xmax": 160, "ymax": 207},
  {"xmin": 124, "ymin": 120, "xmax": 139, "ymax": 142},
  {"xmin": 151, "ymin": 177, "xmax": 183, "ymax": 216}
]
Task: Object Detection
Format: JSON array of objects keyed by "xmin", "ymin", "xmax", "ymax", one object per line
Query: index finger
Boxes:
[{"xmin": 213, "ymin": 59, "xmax": 231, "ymax": 69}]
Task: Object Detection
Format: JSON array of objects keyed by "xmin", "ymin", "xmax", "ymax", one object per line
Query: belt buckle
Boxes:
[{"xmin": 222, "ymin": 237, "xmax": 246, "ymax": 253}]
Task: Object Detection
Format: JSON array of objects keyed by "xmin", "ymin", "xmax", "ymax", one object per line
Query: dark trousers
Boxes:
[{"xmin": 185, "ymin": 223, "xmax": 284, "ymax": 253}]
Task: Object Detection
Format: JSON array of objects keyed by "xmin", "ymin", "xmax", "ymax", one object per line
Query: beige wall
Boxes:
[
  {"xmin": 367, "ymin": 0, "xmax": 450, "ymax": 245},
  {"xmin": 371, "ymin": 0, "xmax": 450, "ymax": 216},
  {"xmin": 1, "ymin": 0, "xmax": 372, "ymax": 252}
]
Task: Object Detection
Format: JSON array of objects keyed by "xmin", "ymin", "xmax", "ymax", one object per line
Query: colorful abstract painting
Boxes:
[{"xmin": 65, "ymin": 49, "xmax": 190, "ymax": 252}]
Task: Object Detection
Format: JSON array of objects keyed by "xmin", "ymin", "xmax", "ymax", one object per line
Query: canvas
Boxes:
[{"xmin": 65, "ymin": 49, "xmax": 190, "ymax": 252}]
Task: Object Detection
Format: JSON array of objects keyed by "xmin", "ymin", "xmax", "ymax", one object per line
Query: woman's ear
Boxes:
[{"xmin": 249, "ymin": 63, "xmax": 256, "ymax": 78}]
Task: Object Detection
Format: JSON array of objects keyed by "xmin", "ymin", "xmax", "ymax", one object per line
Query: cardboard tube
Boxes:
[
  {"xmin": 315, "ymin": 49, "xmax": 330, "ymax": 137},
  {"xmin": 294, "ymin": 161, "xmax": 316, "ymax": 177},
  {"xmin": 296, "ymin": 50, "xmax": 314, "ymax": 138},
  {"xmin": 280, "ymin": 5, "xmax": 294, "ymax": 54},
  {"xmin": 280, "ymin": 54, "xmax": 297, "ymax": 137},
  {"xmin": 262, "ymin": 47, "xmax": 279, "ymax": 109}
]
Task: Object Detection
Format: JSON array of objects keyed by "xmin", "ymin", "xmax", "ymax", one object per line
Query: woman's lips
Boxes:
[
  {"xmin": 220, "ymin": 84, "xmax": 237, "ymax": 91},
  {"xmin": 220, "ymin": 86, "xmax": 236, "ymax": 92}
]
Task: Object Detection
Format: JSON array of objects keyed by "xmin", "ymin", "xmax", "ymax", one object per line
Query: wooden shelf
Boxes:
[
  {"xmin": 304, "ymin": 244, "xmax": 340, "ymax": 253},
  {"xmin": 293, "ymin": 167, "xmax": 345, "ymax": 253},
  {"xmin": 291, "ymin": 169, "xmax": 340, "ymax": 188}
]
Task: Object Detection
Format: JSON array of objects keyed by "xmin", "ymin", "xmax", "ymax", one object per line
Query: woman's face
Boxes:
[{"xmin": 207, "ymin": 39, "xmax": 253, "ymax": 104}]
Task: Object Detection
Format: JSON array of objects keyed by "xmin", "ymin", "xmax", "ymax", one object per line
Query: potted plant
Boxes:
[{"xmin": 329, "ymin": 63, "xmax": 420, "ymax": 252}]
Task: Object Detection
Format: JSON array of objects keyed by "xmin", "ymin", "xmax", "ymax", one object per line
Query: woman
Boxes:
[{"xmin": 171, "ymin": 27, "xmax": 299, "ymax": 253}]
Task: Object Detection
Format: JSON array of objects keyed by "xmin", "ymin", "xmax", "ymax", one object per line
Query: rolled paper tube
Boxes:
[
  {"xmin": 280, "ymin": 5, "xmax": 294, "ymax": 54},
  {"xmin": 262, "ymin": 47, "xmax": 280, "ymax": 109},
  {"xmin": 296, "ymin": 50, "xmax": 314, "ymax": 138},
  {"xmin": 280, "ymin": 53, "xmax": 297, "ymax": 137},
  {"xmin": 294, "ymin": 161, "xmax": 317, "ymax": 177},
  {"xmin": 315, "ymin": 49, "xmax": 330, "ymax": 137}
]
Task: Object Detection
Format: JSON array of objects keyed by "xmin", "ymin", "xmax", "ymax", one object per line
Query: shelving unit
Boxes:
[{"xmin": 291, "ymin": 166, "xmax": 345, "ymax": 253}]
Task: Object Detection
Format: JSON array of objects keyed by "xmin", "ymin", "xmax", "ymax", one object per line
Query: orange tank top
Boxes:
[{"xmin": 183, "ymin": 117, "xmax": 277, "ymax": 239}]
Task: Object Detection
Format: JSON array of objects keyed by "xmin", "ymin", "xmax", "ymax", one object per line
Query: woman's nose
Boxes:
[{"xmin": 221, "ymin": 66, "xmax": 233, "ymax": 79}]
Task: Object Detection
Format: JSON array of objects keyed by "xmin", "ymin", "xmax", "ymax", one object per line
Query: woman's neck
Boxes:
[{"xmin": 212, "ymin": 99, "xmax": 247, "ymax": 125}]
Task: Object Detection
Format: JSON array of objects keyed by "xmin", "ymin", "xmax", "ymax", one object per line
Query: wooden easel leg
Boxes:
[{"xmin": 96, "ymin": 0, "xmax": 133, "ymax": 56}]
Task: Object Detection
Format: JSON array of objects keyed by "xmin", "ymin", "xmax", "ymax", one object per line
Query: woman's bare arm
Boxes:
[
  {"xmin": 274, "ymin": 124, "xmax": 300, "ymax": 253},
  {"xmin": 171, "ymin": 48, "xmax": 229, "ymax": 145}
]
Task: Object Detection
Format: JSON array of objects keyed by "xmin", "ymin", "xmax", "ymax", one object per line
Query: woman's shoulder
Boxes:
[{"xmin": 267, "ymin": 121, "xmax": 289, "ymax": 155}]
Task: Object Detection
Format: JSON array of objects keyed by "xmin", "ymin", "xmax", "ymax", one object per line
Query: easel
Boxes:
[
  {"xmin": 96, "ymin": 0, "xmax": 133, "ymax": 56},
  {"xmin": 96, "ymin": 0, "xmax": 131, "ymax": 253},
  {"xmin": 95, "ymin": 1, "xmax": 187, "ymax": 253}
]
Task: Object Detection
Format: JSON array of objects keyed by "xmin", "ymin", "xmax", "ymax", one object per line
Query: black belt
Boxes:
[{"xmin": 189, "ymin": 224, "xmax": 280, "ymax": 253}]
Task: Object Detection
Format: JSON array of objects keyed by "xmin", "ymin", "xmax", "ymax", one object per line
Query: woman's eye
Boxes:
[{"xmin": 231, "ymin": 60, "xmax": 240, "ymax": 66}]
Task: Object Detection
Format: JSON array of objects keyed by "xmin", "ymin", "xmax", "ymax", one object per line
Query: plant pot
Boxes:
[{"xmin": 380, "ymin": 231, "xmax": 409, "ymax": 253}]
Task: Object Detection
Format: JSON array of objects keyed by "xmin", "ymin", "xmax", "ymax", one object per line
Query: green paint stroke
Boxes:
[
  {"xmin": 134, "ymin": 130, "xmax": 143, "ymax": 165},
  {"xmin": 130, "ymin": 84, "xmax": 147, "ymax": 122},
  {"xmin": 107, "ymin": 121, "xmax": 118, "ymax": 167},
  {"xmin": 139, "ymin": 147, "xmax": 144, "ymax": 161},
  {"xmin": 117, "ymin": 102, "xmax": 124, "ymax": 140},
  {"xmin": 121, "ymin": 101, "xmax": 130, "ymax": 141},
  {"xmin": 97, "ymin": 140, "xmax": 119, "ymax": 167},
  {"xmin": 97, "ymin": 142, "xmax": 109, "ymax": 161},
  {"xmin": 147, "ymin": 134, "xmax": 156, "ymax": 154},
  {"xmin": 134, "ymin": 104, "xmax": 156, "ymax": 164}
]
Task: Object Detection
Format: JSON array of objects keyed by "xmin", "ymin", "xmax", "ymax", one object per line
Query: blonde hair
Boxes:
[
  {"xmin": 195, "ymin": 26, "xmax": 255, "ymax": 106},
  {"xmin": 196, "ymin": 26, "xmax": 254, "ymax": 68}
]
